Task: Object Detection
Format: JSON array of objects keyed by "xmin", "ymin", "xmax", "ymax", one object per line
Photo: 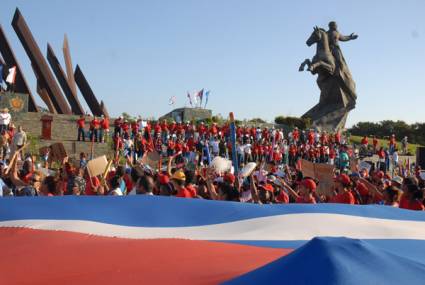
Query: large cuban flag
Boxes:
[{"xmin": 1, "ymin": 196, "xmax": 425, "ymax": 284}]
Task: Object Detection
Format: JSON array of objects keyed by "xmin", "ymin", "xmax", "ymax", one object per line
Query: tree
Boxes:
[
  {"xmin": 249, "ymin": 118, "xmax": 267, "ymax": 124},
  {"xmin": 121, "ymin": 112, "xmax": 134, "ymax": 121},
  {"xmin": 274, "ymin": 116, "xmax": 311, "ymax": 129},
  {"xmin": 349, "ymin": 120, "xmax": 424, "ymax": 145}
]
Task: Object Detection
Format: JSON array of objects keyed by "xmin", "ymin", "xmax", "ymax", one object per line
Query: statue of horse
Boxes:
[{"xmin": 299, "ymin": 26, "xmax": 335, "ymax": 76}]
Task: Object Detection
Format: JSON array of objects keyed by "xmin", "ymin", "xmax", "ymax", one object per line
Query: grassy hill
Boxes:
[{"xmin": 350, "ymin": 135, "xmax": 420, "ymax": 155}]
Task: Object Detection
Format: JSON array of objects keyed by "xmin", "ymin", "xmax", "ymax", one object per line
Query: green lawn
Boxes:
[{"xmin": 350, "ymin": 135, "xmax": 420, "ymax": 155}]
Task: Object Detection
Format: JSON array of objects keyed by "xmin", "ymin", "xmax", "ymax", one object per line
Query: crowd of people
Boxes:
[{"xmin": 0, "ymin": 115, "xmax": 424, "ymax": 211}]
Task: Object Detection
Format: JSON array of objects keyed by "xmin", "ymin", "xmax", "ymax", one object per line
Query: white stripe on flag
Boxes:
[{"xmin": 2, "ymin": 213, "xmax": 425, "ymax": 240}]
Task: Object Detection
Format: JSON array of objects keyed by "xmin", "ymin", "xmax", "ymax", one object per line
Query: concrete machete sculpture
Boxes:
[{"xmin": 299, "ymin": 21, "xmax": 358, "ymax": 131}]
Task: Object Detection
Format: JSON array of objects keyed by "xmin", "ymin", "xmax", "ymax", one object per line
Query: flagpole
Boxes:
[{"xmin": 229, "ymin": 112, "xmax": 239, "ymax": 175}]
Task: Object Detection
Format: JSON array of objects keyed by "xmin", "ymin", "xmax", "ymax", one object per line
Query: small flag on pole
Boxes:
[
  {"xmin": 197, "ymin": 89, "xmax": 204, "ymax": 107},
  {"xmin": 168, "ymin": 96, "xmax": 176, "ymax": 106},
  {"xmin": 6, "ymin": 66, "xmax": 17, "ymax": 84},
  {"xmin": 187, "ymin": 92, "xmax": 193, "ymax": 107},
  {"xmin": 204, "ymin": 90, "xmax": 210, "ymax": 108},
  {"xmin": 192, "ymin": 90, "xmax": 198, "ymax": 106}
]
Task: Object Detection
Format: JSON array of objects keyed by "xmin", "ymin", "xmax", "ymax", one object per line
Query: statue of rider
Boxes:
[{"xmin": 326, "ymin": 21, "xmax": 358, "ymax": 108}]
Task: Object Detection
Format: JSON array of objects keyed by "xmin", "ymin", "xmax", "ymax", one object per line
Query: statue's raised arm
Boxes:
[{"xmin": 327, "ymin": 21, "xmax": 358, "ymax": 44}]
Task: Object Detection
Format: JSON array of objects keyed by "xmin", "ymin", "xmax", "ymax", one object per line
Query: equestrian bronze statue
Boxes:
[{"xmin": 299, "ymin": 21, "xmax": 358, "ymax": 131}]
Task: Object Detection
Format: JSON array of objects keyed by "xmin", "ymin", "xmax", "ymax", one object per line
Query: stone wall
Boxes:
[
  {"xmin": 13, "ymin": 112, "xmax": 80, "ymax": 141},
  {"xmin": 159, "ymin": 107, "xmax": 212, "ymax": 123},
  {"xmin": 12, "ymin": 112, "xmax": 112, "ymax": 158}
]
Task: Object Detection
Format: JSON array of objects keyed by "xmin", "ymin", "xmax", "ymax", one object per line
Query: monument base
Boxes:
[
  {"xmin": 160, "ymin": 107, "xmax": 212, "ymax": 123},
  {"xmin": 302, "ymin": 100, "xmax": 352, "ymax": 132}
]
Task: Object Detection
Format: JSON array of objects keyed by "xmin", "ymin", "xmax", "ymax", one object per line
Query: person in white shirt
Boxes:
[
  {"xmin": 210, "ymin": 137, "xmax": 220, "ymax": 157},
  {"xmin": 243, "ymin": 142, "xmax": 252, "ymax": 163},
  {"xmin": 0, "ymin": 108, "xmax": 11, "ymax": 133},
  {"xmin": 13, "ymin": 126, "xmax": 27, "ymax": 148},
  {"xmin": 392, "ymin": 149, "xmax": 399, "ymax": 169}
]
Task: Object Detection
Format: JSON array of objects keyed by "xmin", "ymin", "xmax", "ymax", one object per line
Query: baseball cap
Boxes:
[
  {"xmin": 336, "ymin": 174, "xmax": 351, "ymax": 186},
  {"xmin": 391, "ymin": 176, "xmax": 403, "ymax": 186},
  {"xmin": 224, "ymin": 173, "xmax": 236, "ymax": 184},
  {"xmin": 171, "ymin": 170, "xmax": 186, "ymax": 181},
  {"xmin": 260, "ymin": 184, "xmax": 274, "ymax": 192},
  {"xmin": 302, "ymin": 178, "xmax": 317, "ymax": 192}
]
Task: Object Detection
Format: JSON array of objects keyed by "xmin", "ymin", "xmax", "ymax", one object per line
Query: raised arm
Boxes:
[
  {"xmin": 249, "ymin": 174, "xmax": 260, "ymax": 204},
  {"xmin": 339, "ymin": 32, "xmax": 358, "ymax": 42},
  {"xmin": 278, "ymin": 177, "xmax": 299, "ymax": 200},
  {"xmin": 205, "ymin": 168, "xmax": 219, "ymax": 200},
  {"xmin": 359, "ymin": 178, "xmax": 383, "ymax": 200},
  {"xmin": 8, "ymin": 150, "xmax": 27, "ymax": 187}
]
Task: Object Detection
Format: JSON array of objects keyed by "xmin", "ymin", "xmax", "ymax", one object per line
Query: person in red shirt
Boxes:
[
  {"xmin": 399, "ymin": 180, "xmax": 424, "ymax": 211},
  {"xmin": 171, "ymin": 170, "xmax": 193, "ymax": 198},
  {"xmin": 275, "ymin": 186, "xmax": 289, "ymax": 204},
  {"xmin": 307, "ymin": 130, "xmax": 315, "ymax": 145},
  {"xmin": 334, "ymin": 131, "xmax": 341, "ymax": 145},
  {"xmin": 169, "ymin": 121, "xmax": 177, "ymax": 135},
  {"xmin": 292, "ymin": 128, "xmax": 299, "ymax": 142},
  {"xmin": 114, "ymin": 116, "xmax": 123, "ymax": 136},
  {"xmin": 154, "ymin": 122, "xmax": 162, "ymax": 137},
  {"xmin": 167, "ymin": 139, "xmax": 176, "ymax": 157},
  {"xmin": 283, "ymin": 178, "xmax": 317, "ymax": 204},
  {"xmin": 84, "ymin": 174, "xmax": 103, "ymax": 195},
  {"xmin": 198, "ymin": 122, "xmax": 207, "ymax": 138},
  {"xmin": 377, "ymin": 147, "xmax": 385, "ymax": 159},
  {"xmin": 90, "ymin": 116, "xmax": 100, "ymax": 142},
  {"xmin": 130, "ymin": 120, "xmax": 139, "ymax": 138},
  {"xmin": 99, "ymin": 115, "xmax": 109, "ymax": 143},
  {"xmin": 262, "ymin": 128, "xmax": 269, "ymax": 141},
  {"xmin": 330, "ymin": 174, "xmax": 355, "ymax": 204},
  {"xmin": 329, "ymin": 147, "xmax": 336, "ymax": 165},
  {"xmin": 121, "ymin": 120, "xmax": 130, "ymax": 139},
  {"xmin": 210, "ymin": 123, "xmax": 218, "ymax": 136},
  {"xmin": 289, "ymin": 144, "xmax": 297, "ymax": 167},
  {"xmin": 160, "ymin": 120, "xmax": 169, "ymax": 142},
  {"xmin": 320, "ymin": 131, "xmax": 328, "ymax": 145},
  {"xmin": 176, "ymin": 123, "xmax": 184, "ymax": 136},
  {"xmin": 76, "ymin": 115, "xmax": 86, "ymax": 141},
  {"xmin": 372, "ymin": 136, "xmax": 379, "ymax": 152},
  {"xmin": 113, "ymin": 134, "xmax": 124, "ymax": 161}
]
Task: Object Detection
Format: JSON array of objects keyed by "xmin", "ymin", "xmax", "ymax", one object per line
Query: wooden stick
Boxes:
[{"xmin": 4, "ymin": 143, "xmax": 29, "ymax": 175}]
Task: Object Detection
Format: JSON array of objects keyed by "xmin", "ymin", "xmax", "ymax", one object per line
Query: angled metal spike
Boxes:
[
  {"xmin": 63, "ymin": 34, "xmax": 78, "ymax": 96},
  {"xmin": 47, "ymin": 43, "xmax": 84, "ymax": 115},
  {"xmin": 74, "ymin": 65, "xmax": 103, "ymax": 116},
  {"xmin": 0, "ymin": 24, "xmax": 38, "ymax": 111},
  {"xmin": 12, "ymin": 8, "xmax": 71, "ymax": 114}
]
